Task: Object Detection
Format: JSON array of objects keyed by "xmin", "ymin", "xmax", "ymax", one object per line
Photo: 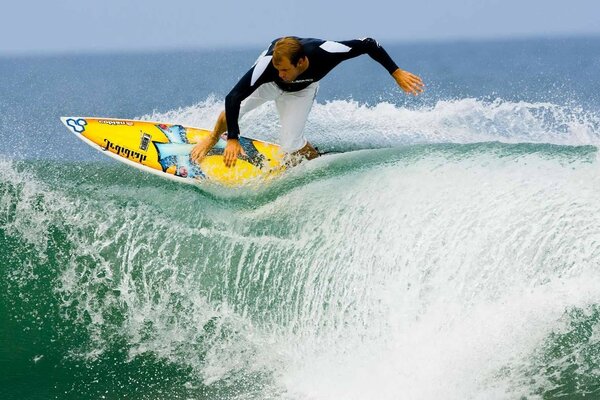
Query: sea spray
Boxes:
[
  {"xmin": 3, "ymin": 143, "xmax": 600, "ymax": 398},
  {"xmin": 141, "ymin": 98, "xmax": 600, "ymax": 153}
]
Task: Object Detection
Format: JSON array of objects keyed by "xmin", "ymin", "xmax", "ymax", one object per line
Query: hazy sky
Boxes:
[{"xmin": 3, "ymin": 0, "xmax": 600, "ymax": 54}]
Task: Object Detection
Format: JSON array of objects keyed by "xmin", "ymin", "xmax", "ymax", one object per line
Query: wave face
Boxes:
[{"xmin": 3, "ymin": 133, "xmax": 600, "ymax": 399}]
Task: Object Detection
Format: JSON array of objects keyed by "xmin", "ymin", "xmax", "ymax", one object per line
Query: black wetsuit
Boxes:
[{"xmin": 225, "ymin": 37, "xmax": 399, "ymax": 139}]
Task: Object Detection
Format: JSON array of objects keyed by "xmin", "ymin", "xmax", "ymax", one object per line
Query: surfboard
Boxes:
[{"xmin": 60, "ymin": 117, "xmax": 286, "ymax": 186}]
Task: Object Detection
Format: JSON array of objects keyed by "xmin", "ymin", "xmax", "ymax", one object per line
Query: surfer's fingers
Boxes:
[
  {"xmin": 224, "ymin": 148, "xmax": 239, "ymax": 168},
  {"xmin": 403, "ymin": 83, "xmax": 419, "ymax": 95},
  {"xmin": 224, "ymin": 151, "xmax": 233, "ymax": 167},
  {"xmin": 407, "ymin": 78, "xmax": 424, "ymax": 95},
  {"xmin": 411, "ymin": 83, "xmax": 424, "ymax": 95},
  {"xmin": 411, "ymin": 73, "xmax": 423, "ymax": 83},
  {"xmin": 411, "ymin": 76, "xmax": 425, "ymax": 87},
  {"xmin": 407, "ymin": 74, "xmax": 424, "ymax": 87},
  {"xmin": 407, "ymin": 75, "xmax": 423, "ymax": 87},
  {"xmin": 191, "ymin": 143, "xmax": 209, "ymax": 162},
  {"xmin": 401, "ymin": 79, "xmax": 419, "ymax": 94},
  {"xmin": 190, "ymin": 148, "xmax": 199, "ymax": 163}
]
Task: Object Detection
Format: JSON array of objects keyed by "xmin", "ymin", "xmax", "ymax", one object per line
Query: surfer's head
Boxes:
[{"xmin": 273, "ymin": 37, "xmax": 308, "ymax": 82}]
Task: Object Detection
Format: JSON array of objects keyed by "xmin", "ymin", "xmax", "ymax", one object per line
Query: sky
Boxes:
[{"xmin": 2, "ymin": 0, "xmax": 600, "ymax": 55}]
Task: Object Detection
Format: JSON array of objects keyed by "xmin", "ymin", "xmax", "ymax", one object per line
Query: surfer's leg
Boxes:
[{"xmin": 275, "ymin": 82, "xmax": 319, "ymax": 157}]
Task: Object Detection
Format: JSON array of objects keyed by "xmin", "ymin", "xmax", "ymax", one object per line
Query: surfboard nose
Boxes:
[
  {"xmin": 60, "ymin": 116, "xmax": 80, "ymax": 129},
  {"xmin": 60, "ymin": 117, "xmax": 88, "ymax": 134}
]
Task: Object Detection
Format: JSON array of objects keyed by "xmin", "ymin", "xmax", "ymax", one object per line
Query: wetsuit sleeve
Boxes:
[
  {"xmin": 225, "ymin": 47, "xmax": 277, "ymax": 140},
  {"xmin": 224, "ymin": 69, "xmax": 257, "ymax": 140},
  {"xmin": 337, "ymin": 38, "xmax": 399, "ymax": 75}
]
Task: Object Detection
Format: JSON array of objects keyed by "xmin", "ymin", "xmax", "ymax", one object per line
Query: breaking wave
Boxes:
[{"xmin": 3, "ymin": 136, "xmax": 600, "ymax": 398}]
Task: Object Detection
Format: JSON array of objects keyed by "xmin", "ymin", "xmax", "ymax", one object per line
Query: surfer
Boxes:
[{"xmin": 191, "ymin": 37, "xmax": 424, "ymax": 167}]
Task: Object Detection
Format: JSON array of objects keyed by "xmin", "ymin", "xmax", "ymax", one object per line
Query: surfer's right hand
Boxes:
[{"xmin": 223, "ymin": 139, "xmax": 246, "ymax": 168}]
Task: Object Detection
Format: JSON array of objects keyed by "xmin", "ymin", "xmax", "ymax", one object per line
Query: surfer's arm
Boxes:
[
  {"xmin": 204, "ymin": 110, "xmax": 228, "ymax": 143},
  {"xmin": 338, "ymin": 38, "xmax": 399, "ymax": 74},
  {"xmin": 190, "ymin": 111, "xmax": 227, "ymax": 164},
  {"xmin": 192, "ymin": 65, "xmax": 265, "ymax": 166},
  {"xmin": 338, "ymin": 38, "xmax": 424, "ymax": 95},
  {"xmin": 222, "ymin": 65, "xmax": 274, "ymax": 167},
  {"xmin": 212, "ymin": 110, "xmax": 227, "ymax": 137},
  {"xmin": 221, "ymin": 72, "xmax": 255, "ymax": 168},
  {"xmin": 225, "ymin": 67, "xmax": 268, "ymax": 140}
]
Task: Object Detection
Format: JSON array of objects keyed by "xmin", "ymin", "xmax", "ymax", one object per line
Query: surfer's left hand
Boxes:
[{"xmin": 392, "ymin": 68, "xmax": 425, "ymax": 96}]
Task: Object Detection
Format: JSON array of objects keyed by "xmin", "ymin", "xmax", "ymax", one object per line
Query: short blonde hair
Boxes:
[{"xmin": 273, "ymin": 37, "xmax": 305, "ymax": 66}]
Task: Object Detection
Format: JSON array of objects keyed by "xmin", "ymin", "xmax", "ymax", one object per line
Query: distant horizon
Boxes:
[{"xmin": 2, "ymin": 32, "xmax": 599, "ymax": 58}]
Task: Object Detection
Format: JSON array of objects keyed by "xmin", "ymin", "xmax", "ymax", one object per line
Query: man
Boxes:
[{"xmin": 191, "ymin": 37, "xmax": 424, "ymax": 167}]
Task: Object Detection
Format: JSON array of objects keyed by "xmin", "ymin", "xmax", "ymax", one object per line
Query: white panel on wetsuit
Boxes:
[
  {"xmin": 319, "ymin": 41, "xmax": 351, "ymax": 53},
  {"xmin": 253, "ymin": 49, "xmax": 268, "ymax": 66},
  {"xmin": 251, "ymin": 55, "xmax": 273, "ymax": 86}
]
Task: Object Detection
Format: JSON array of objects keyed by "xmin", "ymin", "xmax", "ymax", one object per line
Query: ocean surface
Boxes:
[{"xmin": 2, "ymin": 37, "xmax": 600, "ymax": 400}]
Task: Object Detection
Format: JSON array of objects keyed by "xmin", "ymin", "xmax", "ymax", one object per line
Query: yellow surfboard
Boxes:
[{"xmin": 60, "ymin": 117, "xmax": 286, "ymax": 186}]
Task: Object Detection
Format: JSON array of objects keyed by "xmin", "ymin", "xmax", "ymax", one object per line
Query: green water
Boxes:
[{"xmin": 2, "ymin": 144, "xmax": 600, "ymax": 399}]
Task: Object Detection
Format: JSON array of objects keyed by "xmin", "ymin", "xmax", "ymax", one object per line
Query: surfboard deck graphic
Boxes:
[{"xmin": 60, "ymin": 117, "xmax": 286, "ymax": 186}]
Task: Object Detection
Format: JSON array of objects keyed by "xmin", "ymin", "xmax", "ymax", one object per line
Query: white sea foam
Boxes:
[
  {"xmin": 245, "ymin": 154, "xmax": 600, "ymax": 399},
  {"xmin": 139, "ymin": 97, "xmax": 600, "ymax": 151},
  {"xmin": 3, "ymin": 135, "xmax": 600, "ymax": 399}
]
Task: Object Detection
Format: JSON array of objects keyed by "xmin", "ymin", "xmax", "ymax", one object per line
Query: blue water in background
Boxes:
[
  {"xmin": 1, "ymin": 37, "xmax": 599, "ymax": 159},
  {"xmin": 2, "ymin": 37, "xmax": 600, "ymax": 400}
]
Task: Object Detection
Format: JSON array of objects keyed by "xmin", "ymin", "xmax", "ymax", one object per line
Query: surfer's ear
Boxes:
[{"xmin": 296, "ymin": 56, "xmax": 308, "ymax": 68}]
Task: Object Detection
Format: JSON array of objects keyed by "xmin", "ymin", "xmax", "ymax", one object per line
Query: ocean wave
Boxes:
[
  {"xmin": 3, "ymin": 146, "xmax": 600, "ymax": 398},
  {"xmin": 140, "ymin": 97, "xmax": 600, "ymax": 153}
]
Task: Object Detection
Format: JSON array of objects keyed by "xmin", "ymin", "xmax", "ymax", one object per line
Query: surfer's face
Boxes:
[{"xmin": 273, "ymin": 56, "xmax": 306, "ymax": 82}]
